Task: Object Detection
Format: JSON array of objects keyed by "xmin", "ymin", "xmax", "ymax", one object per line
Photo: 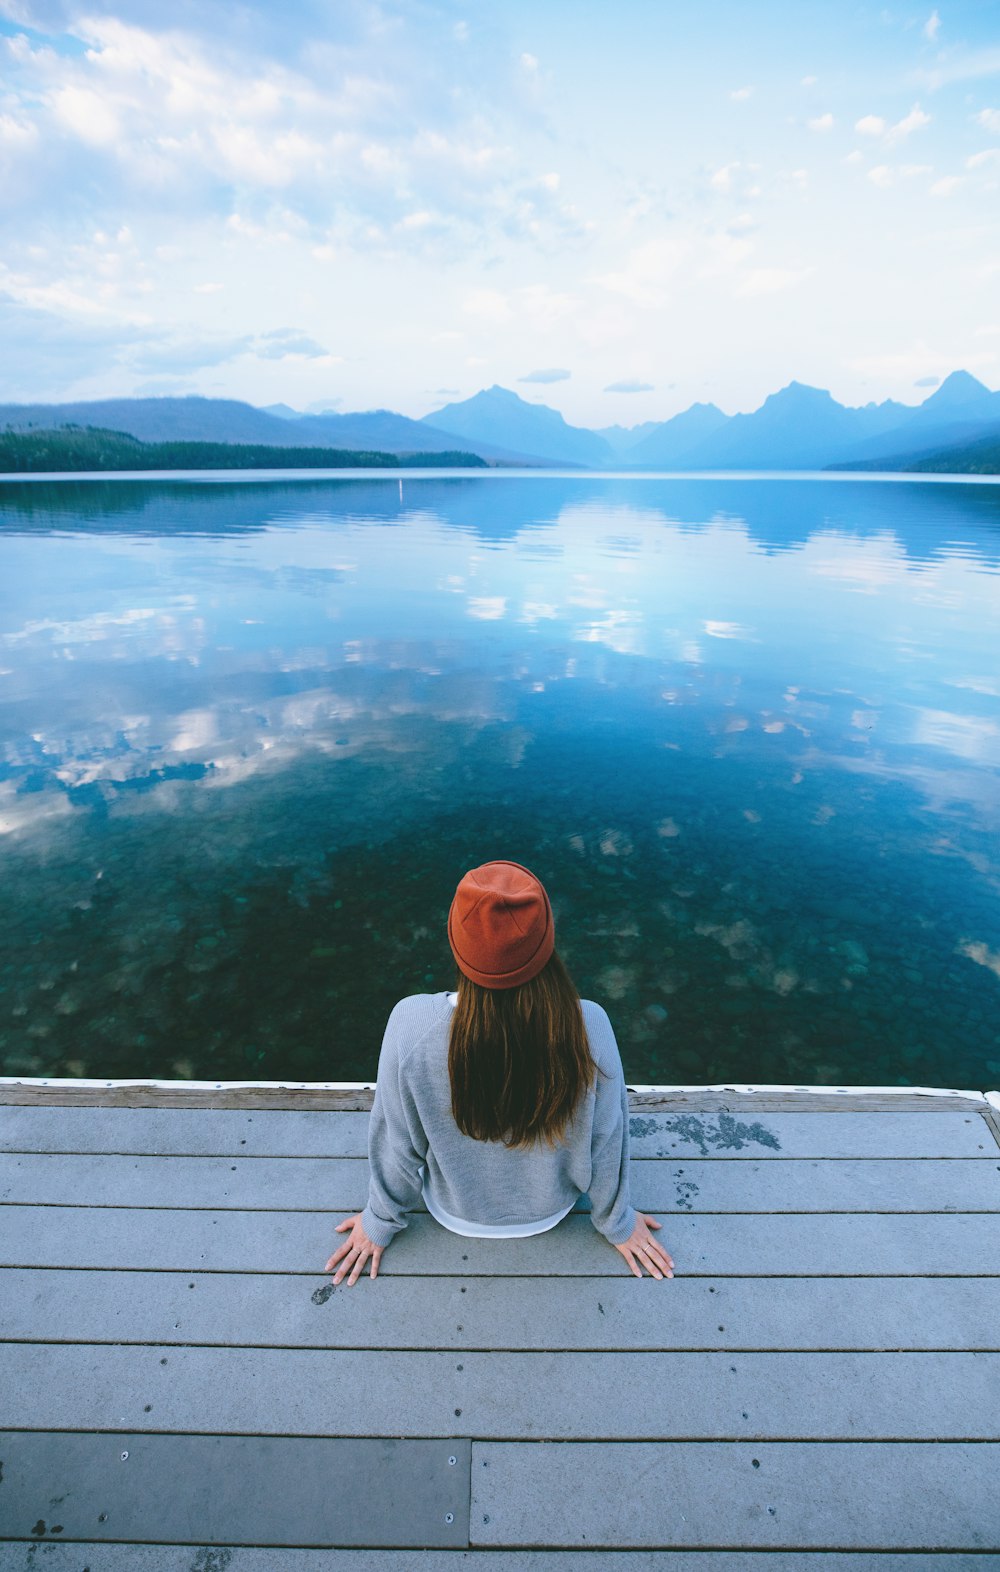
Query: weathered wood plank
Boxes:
[
  {"xmin": 0, "ymin": 1082, "xmax": 989, "ymax": 1113},
  {"xmin": 3, "ymin": 1205, "xmax": 999, "ymax": 1276},
  {"xmin": 5, "ymin": 1268, "xmax": 999, "ymax": 1352},
  {"xmin": 470, "ymin": 1440, "xmax": 1000, "ymax": 1549},
  {"xmin": 4, "ymin": 1153, "xmax": 998, "ymax": 1213},
  {"xmin": 2, "ymin": 1104, "xmax": 993, "ymax": 1158},
  {"xmin": 0, "ymin": 1084, "xmax": 378, "ymax": 1111},
  {"xmin": 0, "ymin": 1431, "xmax": 469, "ymax": 1548},
  {"xmin": 4, "ymin": 1345, "xmax": 1000, "ymax": 1440},
  {"xmin": 2, "ymin": 1553, "xmax": 999, "ymax": 1571}
]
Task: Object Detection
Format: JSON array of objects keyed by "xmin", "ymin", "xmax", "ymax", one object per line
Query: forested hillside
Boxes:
[{"xmin": 0, "ymin": 426, "xmax": 486, "ymax": 473}]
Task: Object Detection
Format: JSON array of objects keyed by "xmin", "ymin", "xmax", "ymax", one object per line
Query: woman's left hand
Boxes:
[{"xmin": 325, "ymin": 1214, "xmax": 386, "ymax": 1285}]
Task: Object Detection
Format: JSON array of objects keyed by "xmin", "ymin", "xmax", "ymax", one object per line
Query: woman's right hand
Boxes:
[{"xmin": 613, "ymin": 1213, "xmax": 674, "ymax": 1279}]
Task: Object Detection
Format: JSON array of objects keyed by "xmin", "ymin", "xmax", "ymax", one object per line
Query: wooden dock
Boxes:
[{"xmin": 1, "ymin": 1079, "xmax": 1000, "ymax": 1567}]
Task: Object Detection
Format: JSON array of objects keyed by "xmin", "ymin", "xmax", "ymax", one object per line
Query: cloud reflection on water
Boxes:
[{"xmin": 0, "ymin": 479, "xmax": 997, "ymax": 846}]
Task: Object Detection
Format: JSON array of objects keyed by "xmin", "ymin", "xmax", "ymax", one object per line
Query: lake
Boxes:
[{"xmin": 1, "ymin": 471, "xmax": 998, "ymax": 1089}]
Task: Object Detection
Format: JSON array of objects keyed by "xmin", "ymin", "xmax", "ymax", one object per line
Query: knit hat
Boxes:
[{"xmin": 448, "ymin": 860, "xmax": 555, "ymax": 989}]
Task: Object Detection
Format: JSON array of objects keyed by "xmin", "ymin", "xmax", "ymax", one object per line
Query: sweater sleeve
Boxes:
[
  {"xmin": 585, "ymin": 1005, "xmax": 638, "ymax": 1245},
  {"xmin": 360, "ymin": 1001, "xmax": 429, "ymax": 1248}
]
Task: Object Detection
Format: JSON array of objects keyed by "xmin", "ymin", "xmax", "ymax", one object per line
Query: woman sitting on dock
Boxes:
[{"xmin": 325, "ymin": 859, "xmax": 674, "ymax": 1286}]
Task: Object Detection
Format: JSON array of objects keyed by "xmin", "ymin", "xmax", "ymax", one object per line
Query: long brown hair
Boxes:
[{"xmin": 448, "ymin": 951, "xmax": 600, "ymax": 1149}]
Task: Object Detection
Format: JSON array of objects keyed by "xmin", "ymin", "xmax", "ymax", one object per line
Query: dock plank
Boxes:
[
  {"xmin": 1, "ymin": 1082, "xmax": 991, "ymax": 1113},
  {"xmin": 3, "ymin": 1204, "xmax": 999, "ymax": 1275},
  {"xmin": 4, "ymin": 1152, "xmax": 998, "ymax": 1212},
  {"xmin": 4, "ymin": 1554, "xmax": 1000, "ymax": 1572},
  {"xmin": 470, "ymin": 1440, "xmax": 1000, "ymax": 1549},
  {"xmin": 2, "ymin": 1104, "xmax": 993, "ymax": 1158},
  {"xmin": 3, "ymin": 1345, "xmax": 1000, "ymax": 1440},
  {"xmin": 5, "ymin": 1268, "xmax": 1000, "ymax": 1351},
  {"xmin": 0, "ymin": 1431, "xmax": 469, "ymax": 1549}
]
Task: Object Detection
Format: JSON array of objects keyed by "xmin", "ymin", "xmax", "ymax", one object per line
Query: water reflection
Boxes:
[{"xmin": 0, "ymin": 474, "xmax": 998, "ymax": 1089}]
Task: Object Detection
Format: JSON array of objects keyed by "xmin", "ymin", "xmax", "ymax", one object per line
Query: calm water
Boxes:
[{"xmin": 1, "ymin": 471, "xmax": 998, "ymax": 1088}]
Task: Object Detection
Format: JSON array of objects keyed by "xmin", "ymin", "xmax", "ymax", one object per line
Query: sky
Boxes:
[{"xmin": 1, "ymin": 0, "xmax": 999, "ymax": 426}]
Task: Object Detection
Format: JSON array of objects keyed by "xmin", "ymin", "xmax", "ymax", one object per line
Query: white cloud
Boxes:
[
  {"xmin": 868, "ymin": 165, "xmax": 893, "ymax": 187},
  {"xmin": 462, "ymin": 288, "xmax": 512, "ymax": 322},
  {"xmin": 913, "ymin": 709, "xmax": 1000, "ymax": 762},
  {"xmin": 957, "ymin": 940, "xmax": 1000, "ymax": 980},
  {"xmin": 801, "ymin": 75, "xmax": 818, "ymax": 87},
  {"xmin": 699, "ymin": 231, "xmax": 753, "ymax": 277},
  {"xmin": 462, "ymin": 284, "xmax": 576, "ymax": 332},
  {"xmin": 855, "ymin": 106, "xmax": 930, "ymax": 148},
  {"xmin": 516, "ymin": 283, "xmax": 579, "ymax": 331},
  {"xmin": 914, "ymin": 46, "xmax": 1000, "ymax": 89},
  {"xmin": 466, "ymin": 597, "xmax": 507, "ymax": 620},
  {"xmin": 604, "ymin": 378, "xmax": 654, "ymax": 393},
  {"xmin": 930, "ymin": 175, "xmax": 964, "ymax": 196},
  {"xmin": 966, "ymin": 148, "xmax": 1000, "ymax": 169},
  {"xmin": 51, "ymin": 85, "xmax": 120, "ymax": 146},
  {"xmin": 704, "ymin": 620, "xmax": 753, "ymax": 639},
  {"xmin": 519, "ymin": 367, "xmax": 570, "ymax": 383},
  {"xmin": 924, "ymin": 10, "xmax": 942, "ymax": 42},
  {"xmin": 0, "ymin": 113, "xmax": 38, "ymax": 147},
  {"xmin": 975, "ymin": 108, "xmax": 1000, "ymax": 134},
  {"xmin": 596, "ymin": 236, "xmax": 688, "ymax": 308},
  {"xmin": 885, "ymin": 104, "xmax": 931, "ymax": 144},
  {"xmin": 254, "ymin": 328, "xmax": 332, "ymax": 360},
  {"xmin": 730, "ymin": 86, "xmax": 753, "ymax": 102},
  {"xmin": 848, "ymin": 341, "xmax": 996, "ymax": 380},
  {"xmin": 808, "ymin": 113, "xmax": 834, "ymax": 132},
  {"xmin": 735, "ymin": 266, "xmax": 812, "ymax": 296}
]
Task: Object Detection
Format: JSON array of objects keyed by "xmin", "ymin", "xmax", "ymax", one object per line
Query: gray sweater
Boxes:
[{"xmin": 360, "ymin": 992, "xmax": 638, "ymax": 1248}]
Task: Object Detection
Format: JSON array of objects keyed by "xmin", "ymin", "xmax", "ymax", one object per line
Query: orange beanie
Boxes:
[{"xmin": 447, "ymin": 860, "xmax": 555, "ymax": 989}]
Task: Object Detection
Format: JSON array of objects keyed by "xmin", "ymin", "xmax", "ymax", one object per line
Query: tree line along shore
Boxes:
[{"xmin": 0, "ymin": 426, "xmax": 488, "ymax": 474}]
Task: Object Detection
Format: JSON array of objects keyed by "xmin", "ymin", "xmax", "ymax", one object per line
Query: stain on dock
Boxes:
[{"xmin": 631, "ymin": 1111, "xmax": 781, "ymax": 1154}]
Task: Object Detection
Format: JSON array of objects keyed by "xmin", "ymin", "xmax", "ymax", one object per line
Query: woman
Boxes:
[{"xmin": 325, "ymin": 859, "xmax": 674, "ymax": 1286}]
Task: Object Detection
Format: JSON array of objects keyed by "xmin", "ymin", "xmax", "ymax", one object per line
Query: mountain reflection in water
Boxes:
[{"xmin": 0, "ymin": 473, "xmax": 998, "ymax": 1088}]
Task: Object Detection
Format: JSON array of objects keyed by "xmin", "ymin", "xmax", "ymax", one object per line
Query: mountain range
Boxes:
[{"xmin": 2, "ymin": 370, "xmax": 998, "ymax": 473}]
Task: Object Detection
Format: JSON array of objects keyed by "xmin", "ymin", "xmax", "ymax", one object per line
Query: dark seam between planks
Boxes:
[
  {"xmin": 6, "ymin": 1342, "xmax": 1000, "ymax": 1356},
  {"xmin": 4, "ymin": 1150, "xmax": 998, "ymax": 1162},
  {"xmin": 5, "ymin": 1202, "xmax": 999, "ymax": 1215},
  {"xmin": 3, "ymin": 1265, "xmax": 999, "ymax": 1278},
  {"xmin": 5, "ymin": 1337, "xmax": 1000, "ymax": 1353},
  {"xmin": 5, "ymin": 1265, "xmax": 998, "ymax": 1274},
  {"xmin": 4, "ymin": 1428, "xmax": 1000, "ymax": 1444},
  {"xmin": 5, "ymin": 1546, "xmax": 1000, "ymax": 1559},
  {"xmin": 469, "ymin": 1548, "xmax": 1000, "ymax": 1558}
]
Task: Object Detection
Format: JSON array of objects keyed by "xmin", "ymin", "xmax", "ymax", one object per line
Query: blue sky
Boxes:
[{"xmin": 1, "ymin": 0, "xmax": 999, "ymax": 423}]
